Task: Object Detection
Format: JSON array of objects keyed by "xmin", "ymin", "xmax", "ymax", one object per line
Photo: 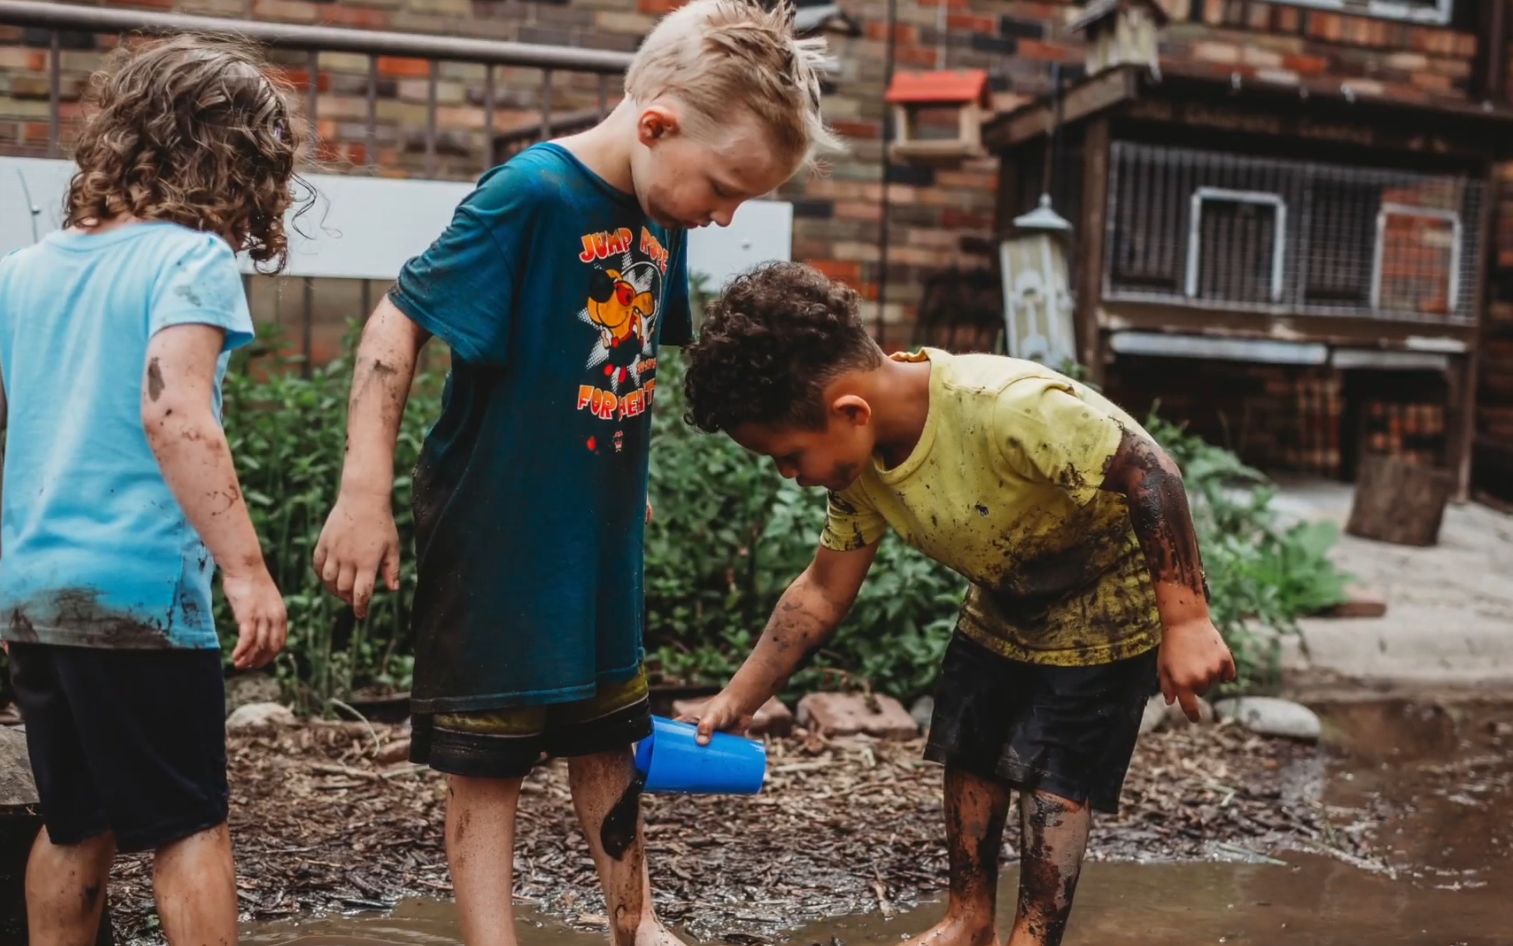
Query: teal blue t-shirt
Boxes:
[
  {"xmin": 390, "ymin": 143, "xmax": 691, "ymax": 712},
  {"xmin": 0, "ymin": 223, "xmax": 254, "ymax": 650}
]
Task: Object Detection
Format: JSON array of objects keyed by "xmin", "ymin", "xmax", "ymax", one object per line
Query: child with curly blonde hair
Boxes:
[{"xmin": 0, "ymin": 33, "xmax": 303, "ymax": 945}]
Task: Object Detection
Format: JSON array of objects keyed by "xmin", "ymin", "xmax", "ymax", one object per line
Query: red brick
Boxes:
[
  {"xmin": 831, "ymin": 119, "xmax": 883, "ymax": 140},
  {"xmin": 1016, "ymin": 40, "xmax": 1083, "ymax": 64},
  {"xmin": 893, "ymin": 45, "xmax": 941, "ymax": 68},
  {"xmin": 377, "ymin": 56, "xmax": 431, "ymax": 79},
  {"xmin": 866, "ymin": 23, "xmax": 920, "ymax": 44},
  {"xmin": 796, "ymin": 693, "xmax": 917, "ymax": 739},
  {"xmin": 638, "ymin": 0, "xmax": 687, "ymax": 13},
  {"xmin": 809, "ymin": 259, "xmax": 862, "ymax": 282},
  {"xmin": 1283, "ymin": 53, "xmax": 1329, "ymax": 75},
  {"xmin": 317, "ymin": 6, "xmax": 391, "ymax": 29},
  {"xmin": 835, "ymin": 201, "xmax": 883, "ymax": 223},
  {"xmin": 947, "ymin": 13, "xmax": 997, "ymax": 32}
]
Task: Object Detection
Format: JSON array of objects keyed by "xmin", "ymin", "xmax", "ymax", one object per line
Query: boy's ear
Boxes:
[
  {"xmin": 832, "ymin": 394, "xmax": 872, "ymax": 428},
  {"xmin": 637, "ymin": 104, "xmax": 681, "ymax": 147}
]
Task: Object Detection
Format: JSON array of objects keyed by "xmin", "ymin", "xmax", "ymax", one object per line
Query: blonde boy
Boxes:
[{"xmin": 312, "ymin": 4, "xmax": 836, "ymax": 945}]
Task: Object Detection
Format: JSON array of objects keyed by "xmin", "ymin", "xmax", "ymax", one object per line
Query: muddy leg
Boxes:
[
  {"xmin": 446, "ymin": 774, "xmax": 524, "ymax": 946},
  {"xmin": 1007, "ymin": 791, "xmax": 1091, "ymax": 946},
  {"xmin": 902, "ymin": 765, "xmax": 1013, "ymax": 946},
  {"xmin": 154, "ymin": 822, "xmax": 237, "ymax": 946},
  {"xmin": 567, "ymin": 748, "xmax": 686, "ymax": 946},
  {"xmin": 26, "ymin": 826, "xmax": 115, "ymax": 946}
]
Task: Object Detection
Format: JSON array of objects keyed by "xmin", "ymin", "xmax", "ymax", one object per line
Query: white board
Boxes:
[{"xmin": 0, "ymin": 156, "xmax": 791, "ymax": 284}]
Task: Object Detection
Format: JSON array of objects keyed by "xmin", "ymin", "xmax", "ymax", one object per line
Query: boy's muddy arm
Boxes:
[
  {"xmin": 143, "ymin": 324, "xmax": 287, "ymax": 670},
  {"xmin": 1101, "ymin": 429, "xmax": 1237, "ymax": 721},
  {"xmin": 313, "ymin": 297, "xmax": 430, "ymax": 618},
  {"xmin": 688, "ymin": 542, "xmax": 879, "ymax": 744}
]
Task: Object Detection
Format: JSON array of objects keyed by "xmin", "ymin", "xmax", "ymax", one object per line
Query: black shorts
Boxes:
[
  {"xmin": 410, "ymin": 669, "xmax": 652, "ymax": 779},
  {"xmin": 924, "ymin": 633, "xmax": 1158, "ymax": 814},
  {"xmin": 8, "ymin": 643, "xmax": 230, "ymax": 853}
]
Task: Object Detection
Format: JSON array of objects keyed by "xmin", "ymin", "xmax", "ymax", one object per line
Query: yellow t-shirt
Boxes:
[{"xmin": 821, "ymin": 348, "xmax": 1162, "ymax": 667}]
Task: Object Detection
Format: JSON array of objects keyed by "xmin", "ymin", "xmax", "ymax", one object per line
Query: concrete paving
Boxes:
[{"xmin": 1267, "ymin": 478, "xmax": 1513, "ymax": 690}]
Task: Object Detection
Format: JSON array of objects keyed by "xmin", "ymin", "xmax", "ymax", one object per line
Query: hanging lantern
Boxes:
[{"xmin": 1000, "ymin": 194, "xmax": 1078, "ymax": 369}]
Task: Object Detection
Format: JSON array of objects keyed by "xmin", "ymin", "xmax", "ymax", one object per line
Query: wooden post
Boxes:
[
  {"xmin": 1076, "ymin": 118, "xmax": 1112, "ymax": 385},
  {"xmin": 1453, "ymin": 162, "xmax": 1498, "ymax": 500},
  {"xmin": 1347, "ymin": 455, "xmax": 1456, "ymax": 546}
]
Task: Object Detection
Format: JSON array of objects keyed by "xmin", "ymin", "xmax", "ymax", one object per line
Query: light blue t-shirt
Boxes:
[{"xmin": 0, "ymin": 222, "xmax": 254, "ymax": 650}]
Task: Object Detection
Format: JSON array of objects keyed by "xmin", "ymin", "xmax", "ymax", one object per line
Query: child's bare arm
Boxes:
[
  {"xmin": 313, "ymin": 296, "xmax": 430, "ymax": 618},
  {"xmin": 143, "ymin": 324, "xmax": 286, "ymax": 670},
  {"xmin": 1101, "ymin": 429, "xmax": 1236, "ymax": 719},
  {"xmin": 688, "ymin": 542, "xmax": 880, "ymax": 744}
]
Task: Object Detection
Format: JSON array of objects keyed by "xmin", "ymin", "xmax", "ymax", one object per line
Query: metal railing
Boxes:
[
  {"xmin": 0, "ymin": 0, "xmax": 636, "ymax": 367},
  {"xmin": 0, "ymin": 0, "xmax": 631, "ymax": 178}
]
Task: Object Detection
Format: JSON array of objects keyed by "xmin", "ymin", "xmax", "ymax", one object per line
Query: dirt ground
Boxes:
[{"xmin": 102, "ymin": 718, "xmax": 1375, "ymax": 945}]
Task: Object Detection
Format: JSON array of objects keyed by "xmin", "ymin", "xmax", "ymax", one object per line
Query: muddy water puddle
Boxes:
[{"xmin": 244, "ymin": 700, "xmax": 1513, "ymax": 946}]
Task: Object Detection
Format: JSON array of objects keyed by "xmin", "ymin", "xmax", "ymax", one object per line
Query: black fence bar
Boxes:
[
  {"xmin": 483, "ymin": 64, "xmax": 496, "ymax": 174},
  {"xmin": 425, "ymin": 61, "xmax": 438, "ymax": 177},
  {"xmin": 47, "ymin": 29, "xmax": 59, "ymax": 156},
  {"xmin": 366, "ymin": 54, "xmax": 378, "ymax": 171}
]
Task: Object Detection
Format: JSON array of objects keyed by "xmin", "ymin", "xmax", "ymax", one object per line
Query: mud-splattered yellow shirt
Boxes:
[{"xmin": 821, "ymin": 349, "xmax": 1162, "ymax": 667}]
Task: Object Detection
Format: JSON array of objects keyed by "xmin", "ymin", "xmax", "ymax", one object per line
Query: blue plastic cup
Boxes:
[{"xmin": 633, "ymin": 715, "xmax": 766, "ymax": 795}]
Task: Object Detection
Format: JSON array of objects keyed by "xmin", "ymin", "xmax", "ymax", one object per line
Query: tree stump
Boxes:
[
  {"xmin": 1346, "ymin": 455, "xmax": 1455, "ymax": 547},
  {"xmin": 1, "ymin": 726, "xmax": 114, "ymax": 946}
]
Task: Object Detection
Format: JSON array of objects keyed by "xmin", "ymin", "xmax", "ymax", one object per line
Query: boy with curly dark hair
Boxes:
[
  {"xmin": 680, "ymin": 262, "xmax": 1236, "ymax": 946},
  {"xmin": 0, "ymin": 34, "xmax": 301, "ymax": 946}
]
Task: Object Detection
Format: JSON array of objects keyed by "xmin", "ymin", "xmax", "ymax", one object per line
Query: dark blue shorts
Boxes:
[
  {"xmin": 924, "ymin": 633, "xmax": 1159, "ymax": 814},
  {"xmin": 8, "ymin": 643, "xmax": 229, "ymax": 853}
]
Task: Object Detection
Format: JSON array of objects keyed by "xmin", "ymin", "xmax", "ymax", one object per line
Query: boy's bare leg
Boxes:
[
  {"xmin": 1007, "ymin": 791, "xmax": 1092, "ymax": 946},
  {"xmin": 446, "ymin": 774, "xmax": 524, "ymax": 946},
  {"xmin": 26, "ymin": 827, "xmax": 115, "ymax": 946},
  {"xmin": 154, "ymin": 822, "xmax": 237, "ymax": 946},
  {"xmin": 567, "ymin": 748, "xmax": 685, "ymax": 946},
  {"xmin": 902, "ymin": 766, "xmax": 1013, "ymax": 946}
]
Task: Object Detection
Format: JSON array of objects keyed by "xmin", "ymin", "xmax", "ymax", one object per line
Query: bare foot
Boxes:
[
  {"xmin": 632, "ymin": 917, "xmax": 690, "ymax": 946},
  {"xmin": 899, "ymin": 916, "xmax": 1000, "ymax": 946}
]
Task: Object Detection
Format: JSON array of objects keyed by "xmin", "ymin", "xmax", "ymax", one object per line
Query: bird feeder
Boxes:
[
  {"xmin": 884, "ymin": 69, "xmax": 991, "ymax": 164},
  {"xmin": 1070, "ymin": 0, "xmax": 1169, "ymax": 77},
  {"xmin": 1000, "ymin": 194, "xmax": 1078, "ymax": 369}
]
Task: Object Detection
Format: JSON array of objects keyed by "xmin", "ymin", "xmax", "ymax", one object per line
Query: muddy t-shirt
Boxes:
[
  {"xmin": 820, "ymin": 349, "xmax": 1162, "ymax": 667},
  {"xmin": 389, "ymin": 143, "xmax": 690, "ymax": 713},
  {"xmin": 0, "ymin": 223, "xmax": 254, "ymax": 650}
]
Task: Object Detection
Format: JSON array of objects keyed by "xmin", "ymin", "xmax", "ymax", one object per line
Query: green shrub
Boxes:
[{"xmin": 195, "ymin": 330, "xmax": 1348, "ymax": 711}]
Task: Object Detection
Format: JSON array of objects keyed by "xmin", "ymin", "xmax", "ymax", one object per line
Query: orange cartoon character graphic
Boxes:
[{"xmin": 582, "ymin": 261, "xmax": 659, "ymax": 389}]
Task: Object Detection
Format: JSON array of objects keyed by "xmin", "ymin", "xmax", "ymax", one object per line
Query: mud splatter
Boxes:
[
  {"xmin": 600, "ymin": 773, "xmax": 644, "ymax": 861},
  {"xmin": 147, "ymin": 358, "xmax": 165, "ymax": 402},
  {"xmin": 1014, "ymin": 791, "xmax": 1089, "ymax": 946},
  {"xmin": 1102, "ymin": 430, "xmax": 1207, "ymax": 598}
]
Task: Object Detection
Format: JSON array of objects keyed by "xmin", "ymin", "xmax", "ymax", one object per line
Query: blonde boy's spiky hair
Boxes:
[{"xmin": 625, "ymin": 0, "xmax": 842, "ymax": 169}]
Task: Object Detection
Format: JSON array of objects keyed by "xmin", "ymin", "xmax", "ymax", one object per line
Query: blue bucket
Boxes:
[{"xmin": 633, "ymin": 716, "xmax": 766, "ymax": 795}]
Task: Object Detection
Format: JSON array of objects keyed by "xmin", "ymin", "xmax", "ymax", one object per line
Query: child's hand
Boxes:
[
  {"xmin": 313, "ymin": 493, "xmax": 401, "ymax": 620},
  {"xmin": 679, "ymin": 689, "xmax": 755, "ymax": 746},
  {"xmin": 1158, "ymin": 617, "xmax": 1237, "ymax": 722},
  {"xmin": 224, "ymin": 568, "xmax": 288, "ymax": 671}
]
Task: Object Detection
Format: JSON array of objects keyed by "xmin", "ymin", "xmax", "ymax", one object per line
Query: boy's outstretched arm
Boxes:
[
  {"xmin": 143, "ymin": 325, "xmax": 287, "ymax": 670},
  {"xmin": 685, "ymin": 541, "xmax": 880, "ymax": 744},
  {"xmin": 312, "ymin": 297, "xmax": 430, "ymax": 618},
  {"xmin": 1101, "ymin": 429, "xmax": 1237, "ymax": 721}
]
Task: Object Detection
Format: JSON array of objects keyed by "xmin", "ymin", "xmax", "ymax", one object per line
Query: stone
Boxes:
[
  {"xmin": 225, "ymin": 672, "xmax": 282, "ymax": 715},
  {"xmin": 1321, "ymin": 586, "xmax": 1388, "ymax": 619},
  {"xmin": 0, "ymin": 727, "xmax": 37, "ymax": 808},
  {"xmin": 796, "ymin": 692, "xmax": 919, "ymax": 740},
  {"xmin": 910, "ymin": 695, "xmax": 936, "ymax": 733},
  {"xmin": 1139, "ymin": 694, "xmax": 1168, "ymax": 736},
  {"xmin": 672, "ymin": 696, "xmax": 794, "ymax": 738},
  {"xmin": 1164, "ymin": 695, "xmax": 1215, "ymax": 727},
  {"xmin": 375, "ymin": 738, "xmax": 412, "ymax": 765},
  {"xmin": 1213, "ymin": 697, "xmax": 1322, "ymax": 742},
  {"xmin": 226, "ymin": 702, "xmax": 297, "ymax": 732}
]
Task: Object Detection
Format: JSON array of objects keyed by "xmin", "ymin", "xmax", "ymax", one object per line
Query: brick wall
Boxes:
[{"xmin": 0, "ymin": 0, "xmax": 1500, "ymax": 349}]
